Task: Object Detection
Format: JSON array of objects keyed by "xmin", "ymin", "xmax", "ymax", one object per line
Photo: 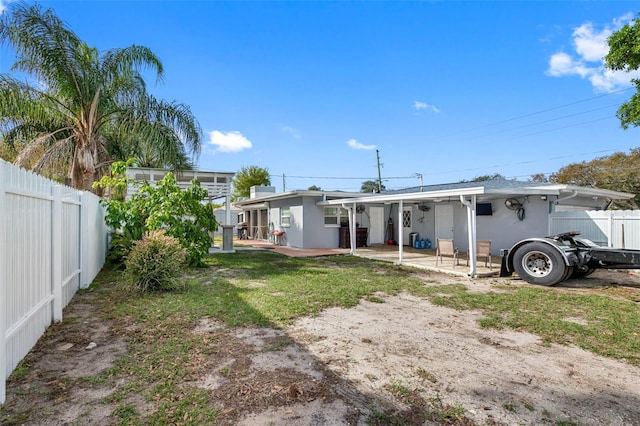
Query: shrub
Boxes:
[{"xmin": 125, "ymin": 230, "xmax": 187, "ymax": 292}]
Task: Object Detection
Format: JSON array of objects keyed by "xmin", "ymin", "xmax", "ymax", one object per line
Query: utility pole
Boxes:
[
  {"xmin": 376, "ymin": 149, "xmax": 383, "ymax": 193},
  {"xmin": 282, "ymin": 174, "xmax": 286, "ymax": 192},
  {"xmin": 414, "ymin": 173, "xmax": 423, "ymax": 191}
]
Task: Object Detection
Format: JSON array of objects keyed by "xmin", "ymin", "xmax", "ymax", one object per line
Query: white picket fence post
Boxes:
[
  {"xmin": 80, "ymin": 191, "xmax": 89, "ymax": 289},
  {"xmin": 52, "ymin": 185, "xmax": 63, "ymax": 322},
  {"xmin": 0, "ymin": 162, "xmax": 7, "ymax": 404}
]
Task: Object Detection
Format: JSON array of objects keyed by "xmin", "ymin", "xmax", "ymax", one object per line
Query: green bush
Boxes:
[
  {"xmin": 125, "ymin": 230, "xmax": 187, "ymax": 292},
  {"xmin": 95, "ymin": 160, "xmax": 218, "ymax": 267}
]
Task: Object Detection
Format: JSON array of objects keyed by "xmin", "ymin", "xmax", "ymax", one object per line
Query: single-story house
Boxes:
[{"xmin": 235, "ymin": 180, "xmax": 635, "ymax": 275}]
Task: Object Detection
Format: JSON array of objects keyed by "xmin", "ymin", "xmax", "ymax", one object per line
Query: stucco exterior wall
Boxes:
[
  {"xmin": 268, "ymin": 197, "xmax": 304, "ymax": 248},
  {"xmin": 470, "ymin": 198, "xmax": 549, "ymax": 253},
  {"xmin": 378, "ymin": 199, "xmax": 550, "ymax": 254},
  {"xmin": 302, "ymin": 198, "xmax": 337, "ymax": 248},
  {"xmin": 268, "ymin": 195, "xmax": 354, "ymax": 249}
]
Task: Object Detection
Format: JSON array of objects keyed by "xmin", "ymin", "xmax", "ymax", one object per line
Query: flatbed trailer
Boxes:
[{"xmin": 500, "ymin": 232, "xmax": 640, "ymax": 286}]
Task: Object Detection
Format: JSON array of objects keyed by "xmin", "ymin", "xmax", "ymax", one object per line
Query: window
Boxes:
[
  {"xmin": 324, "ymin": 207, "xmax": 349, "ymax": 227},
  {"xmin": 476, "ymin": 203, "xmax": 493, "ymax": 216},
  {"xmin": 281, "ymin": 207, "xmax": 291, "ymax": 227}
]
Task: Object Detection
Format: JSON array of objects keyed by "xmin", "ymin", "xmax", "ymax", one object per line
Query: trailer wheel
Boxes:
[{"xmin": 513, "ymin": 242, "xmax": 567, "ymax": 286}]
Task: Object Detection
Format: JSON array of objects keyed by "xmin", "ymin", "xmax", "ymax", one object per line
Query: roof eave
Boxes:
[
  {"xmin": 317, "ymin": 186, "xmax": 487, "ymax": 206},
  {"xmin": 234, "ymin": 190, "xmax": 366, "ymax": 206}
]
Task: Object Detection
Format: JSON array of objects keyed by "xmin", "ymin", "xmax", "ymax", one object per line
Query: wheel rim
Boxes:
[{"xmin": 521, "ymin": 250, "xmax": 553, "ymax": 277}]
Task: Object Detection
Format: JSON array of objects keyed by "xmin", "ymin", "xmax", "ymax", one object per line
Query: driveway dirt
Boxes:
[{"xmin": 2, "ymin": 269, "xmax": 640, "ymax": 425}]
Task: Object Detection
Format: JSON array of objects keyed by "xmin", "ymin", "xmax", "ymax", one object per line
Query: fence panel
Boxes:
[
  {"xmin": 549, "ymin": 210, "xmax": 640, "ymax": 249},
  {"xmin": 0, "ymin": 160, "xmax": 107, "ymax": 404},
  {"xmin": 80, "ymin": 192, "xmax": 108, "ymax": 288},
  {"xmin": 611, "ymin": 210, "xmax": 640, "ymax": 249},
  {"xmin": 62, "ymin": 187, "xmax": 82, "ymax": 306}
]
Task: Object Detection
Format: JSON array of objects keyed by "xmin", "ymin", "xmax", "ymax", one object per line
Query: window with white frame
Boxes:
[
  {"xmin": 324, "ymin": 207, "xmax": 349, "ymax": 227},
  {"xmin": 280, "ymin": 207, "xmax": 291, "ymax": 227}
]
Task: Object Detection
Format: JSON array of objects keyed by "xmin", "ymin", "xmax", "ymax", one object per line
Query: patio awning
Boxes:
[{"xmin": 316, "ymin": 183, "xmax": 634, "ymax": 207}]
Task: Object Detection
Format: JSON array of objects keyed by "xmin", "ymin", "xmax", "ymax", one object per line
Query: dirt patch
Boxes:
[{"xmin": 2, "ymin": 270, "xmax": 640, "ymax": 425}]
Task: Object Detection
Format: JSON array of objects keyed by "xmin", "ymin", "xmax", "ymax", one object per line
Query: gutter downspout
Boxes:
[
  {"xmin": 548, "ymin": 191, "xmax": 578, "ymax": 236},
  {"xmin": 398, "ymin": 200, "xmax": 404, "ymax": 263},
  {"xmin": 342, "ymin": 203, "xmax": 356, "ymax": 255},
  {"xmin": 351, "ymin": 202, "xmax": 357, "ymax": 255},
  {"xmin": 554, "ymin": 190, "xmax": 578, "ymax": 207},
  {"xmin": 460, "ymin": 195, "xmax": 477, "ymax": 277}
]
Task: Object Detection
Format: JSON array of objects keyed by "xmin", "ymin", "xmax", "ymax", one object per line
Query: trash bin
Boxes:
[{"xmin": 409, "ymin": 232, "xmax": 419, "ymax": 247}]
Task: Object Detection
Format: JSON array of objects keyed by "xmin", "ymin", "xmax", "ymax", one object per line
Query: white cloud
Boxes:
[
  {"xmin": 282, "ymin": 125, "xmax": 301, "ymax": 139},
  {"xmin": 572, "ymin": 23, "xmax": 611, "ymax": 61},
  {"xmin": 346, "ymin": 139, "xmax": 376, "ymax": 150},
  {"xmin": 546, "ymin": 14, "xmax": 640, "ymax": 92},
  {"xmin": 207, "ymin": 130, "xmax": 252, "ymax": 153},
  {"xmin": 413, "ymin": 100, "xmax": 440, "ymax": 113},
  {"xmin": 547, "ymin": 52, "xmax": 591, "ymax": 78}
]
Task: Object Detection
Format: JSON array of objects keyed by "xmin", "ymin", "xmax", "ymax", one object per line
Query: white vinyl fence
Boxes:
[
  {"xmin": 0, "ymin": 160, "xmax": 108, "ymax": 404},
  {"xmin": 549, "ymin": 210, "xmax": 640, "ymax": 249}
]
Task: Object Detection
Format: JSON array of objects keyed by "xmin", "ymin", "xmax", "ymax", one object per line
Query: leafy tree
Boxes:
[
  {"xmin": 231, "ymin": 165, "xmax": 270, "ymax": 201},
  {"xmin": 94, "ymin": 160, "xmax": 217, "ymax": 266},
  {"xmin": 0, "ymin": 137, "xmax": 19, "ymax": 163},
  {"xmin": 361, "ymin": 180, "xmax": 385, "ymax": 193},
  {"xmin": 605, "ymin": 15, "xmax": 640, "ymax": 129},
  {"xmin": 308, "ymin": 185, "xmax": 322, "ymax": 191},
  {"xmin": 529, "ymin": 173, "xmax": 549, "ymax": 183},
  {"xmin": 0, "ymin": 3, "xmax": 201, "ymax": 191},
  {"xmin": 550, "ymin": 149, "xmax": 640, "ymax": 208}
]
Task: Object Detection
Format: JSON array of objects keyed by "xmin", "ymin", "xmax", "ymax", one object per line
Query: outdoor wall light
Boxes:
[{"xmin": 540, "ymin": 195, "xmax": 547, "ymax": 201}]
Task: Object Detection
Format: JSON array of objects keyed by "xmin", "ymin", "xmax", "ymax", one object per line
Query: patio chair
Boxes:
[
  {"xmin": 467, "ymin": 240, "xmax": 492, "ymax": 270},
  {"xmin": 436, "ymin": 239, "xmax": 459, "ymax": 267}
]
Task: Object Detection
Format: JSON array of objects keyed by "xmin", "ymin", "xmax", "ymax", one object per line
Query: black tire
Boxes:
[
  {"xmin": 512, "ymin": 242, "xmax": 568, "ymax": 286},
  {"xmin": 561, "ymin": 266, "xmax": 575, "ymax": 282}
]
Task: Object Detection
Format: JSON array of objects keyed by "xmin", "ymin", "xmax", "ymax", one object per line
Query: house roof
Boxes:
[
  {"xmin": 232, "ymin": 180, "xmax": 634, "ymax": 209},
  {"xmin": 233, "ymin": 189, "xmax": 369, "ymax": 207},
  {"xmin": 316, "ymin": 180, "xmax": 635, "ymax": 206}
]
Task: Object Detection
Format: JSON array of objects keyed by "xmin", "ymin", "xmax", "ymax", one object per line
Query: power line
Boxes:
[
  {"xmin": 476, "ymin": 104, "xmax": 620, "ymax": 139},
  {"xmin": 513, "ymin": 116, "xmax": 615, "ymax": 139},
  {"xmin": 269, "ymin": 174, "xmax": 413, "ymax": 180},
  {"xmin": 453, "ymin": 87, "xmax": 633, "ymax": 135}
]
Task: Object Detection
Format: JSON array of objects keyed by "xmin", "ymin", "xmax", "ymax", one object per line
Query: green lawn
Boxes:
[{"xmin": 3, "ymin": 250, "xmax": 639, "ymax": 425}]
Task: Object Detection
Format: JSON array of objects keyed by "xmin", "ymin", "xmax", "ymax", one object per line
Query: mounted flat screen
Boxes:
[{"xmin": 476, "ymin": 202, "xmax": 493, "ymax": 216}]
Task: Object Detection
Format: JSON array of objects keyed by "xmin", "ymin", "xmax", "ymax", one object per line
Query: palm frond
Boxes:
[{"xmin": 32, "ymin": 134, "xmax": 75, "ymax": 173}]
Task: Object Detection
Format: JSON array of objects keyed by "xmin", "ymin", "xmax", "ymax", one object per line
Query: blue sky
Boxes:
[{"xmin": 1, "ymin": 1, "xmax": 639, "ymax": 192}]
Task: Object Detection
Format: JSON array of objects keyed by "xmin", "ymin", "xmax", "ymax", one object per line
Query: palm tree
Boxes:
[{"xmin": 0, "ymin": 3, "xmax": 201, "ymax": 190}]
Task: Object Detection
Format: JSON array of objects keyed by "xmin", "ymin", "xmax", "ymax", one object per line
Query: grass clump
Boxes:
[{"xmin": 124, "ymin": 230, "xmax": 187, "ymax": 293}]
